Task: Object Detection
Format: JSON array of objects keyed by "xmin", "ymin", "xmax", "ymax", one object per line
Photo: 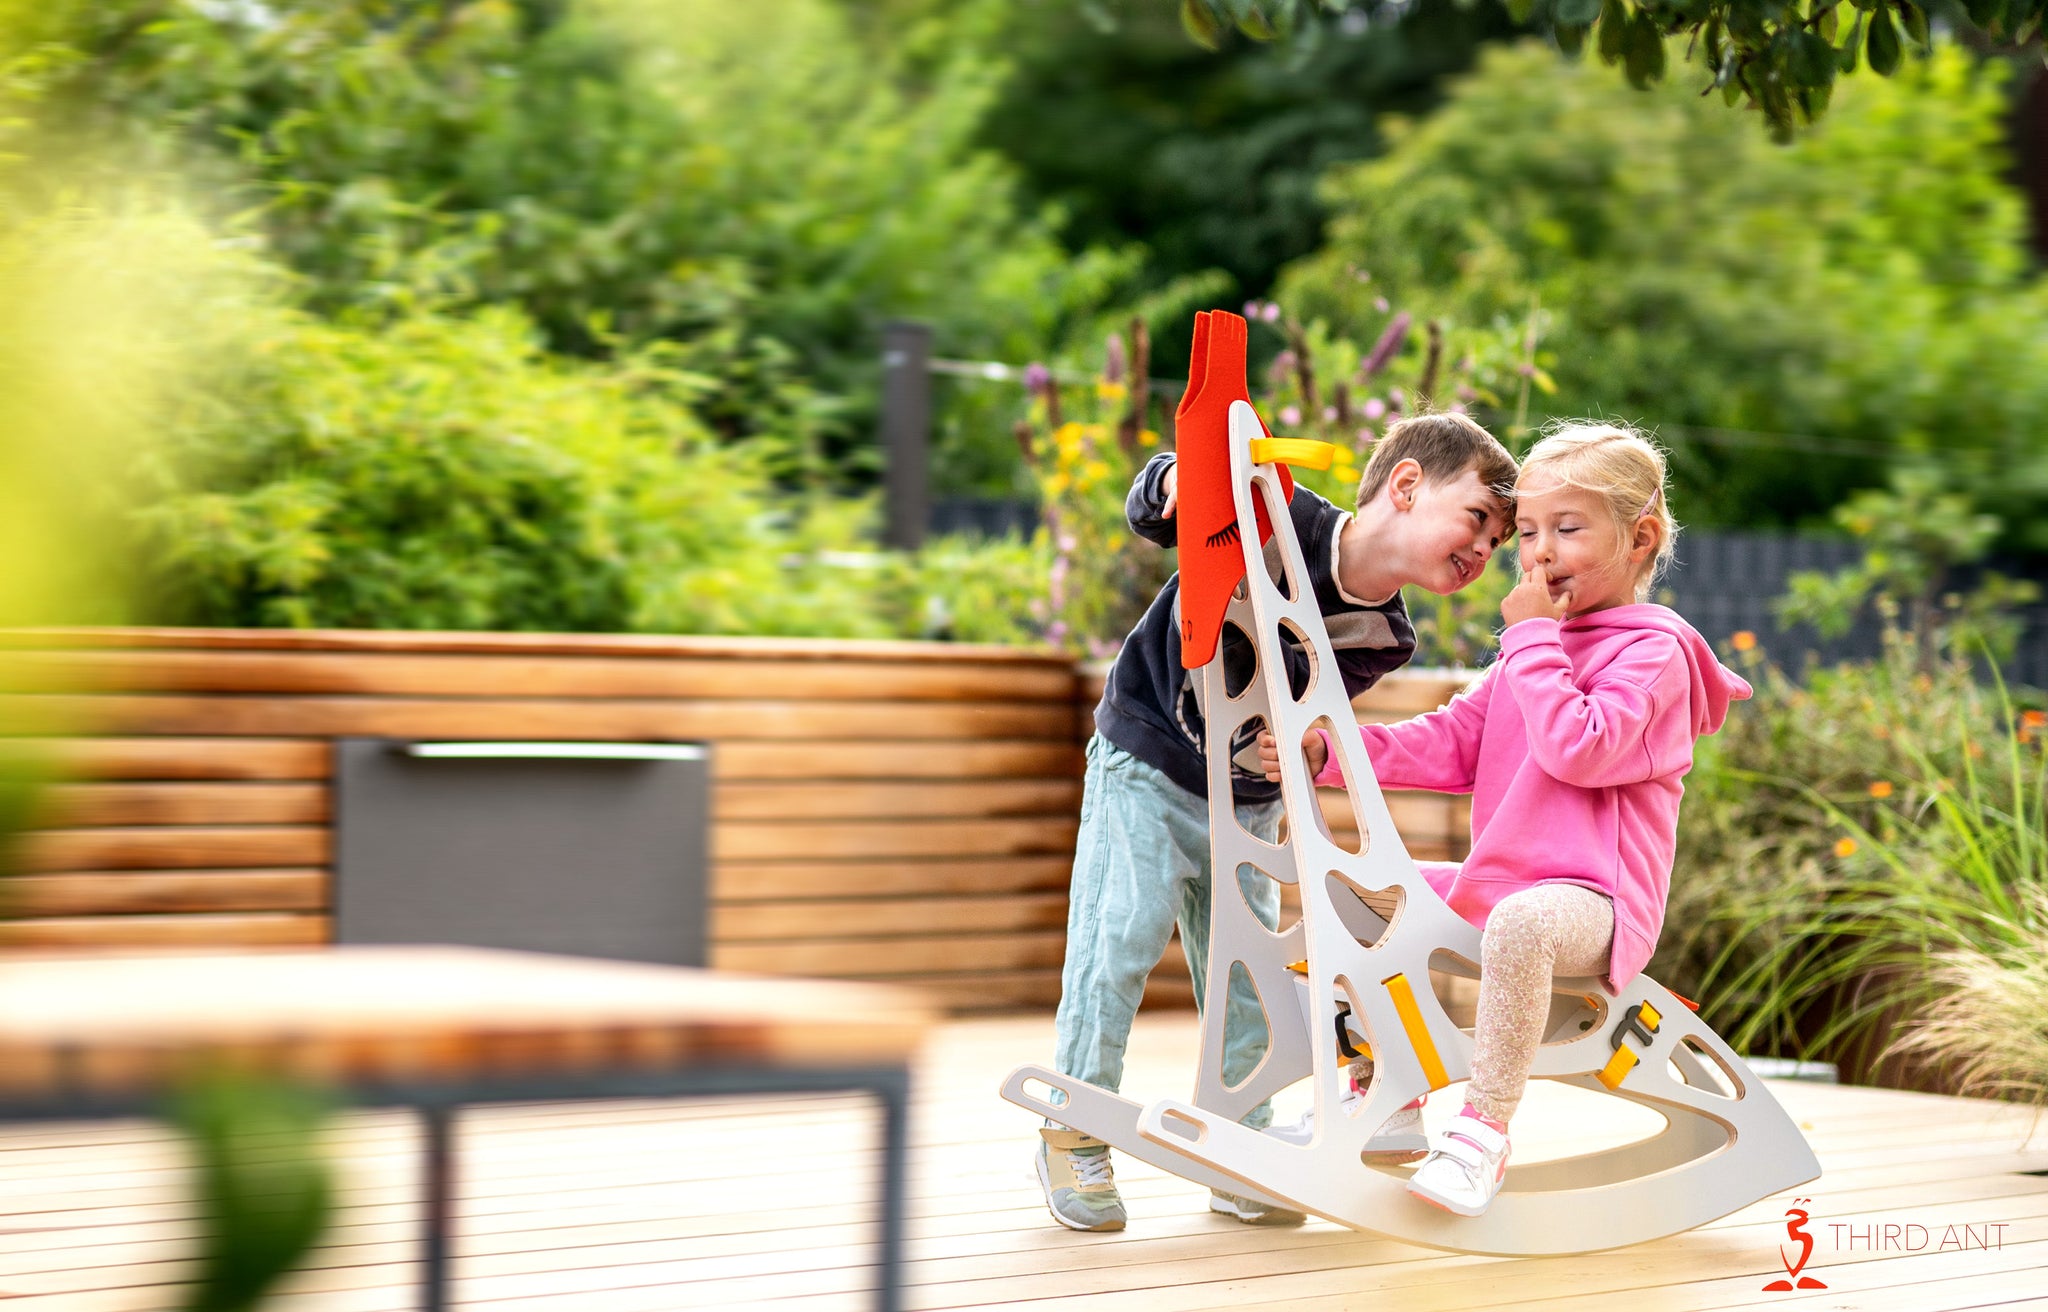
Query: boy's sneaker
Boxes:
[
  {"xmin": 1405, "ymin": 1110, "xmax": 1510, "ymax": 1217},
  {"xmin": 1268, "ymin": 1075, "xmax": 1429, "ymax": 1162},
  {"xmin": 1035, "ymin": 1128, "xmax": 1126, "ymax": 1231},
  {"xmin": 1208, "ymin": 1189, "xmax": 1307, "ymax": 1226}
]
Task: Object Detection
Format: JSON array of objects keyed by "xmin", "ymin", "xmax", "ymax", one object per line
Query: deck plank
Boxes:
[{"xmin": 0, "ymin": 1014, "xmax": 2042, "ymax": 1310}]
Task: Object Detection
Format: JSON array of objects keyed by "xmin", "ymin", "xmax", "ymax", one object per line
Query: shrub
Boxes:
[{"xmin": 1666, "ymin": 624, "xmax": 2048, "ymax": 1102}]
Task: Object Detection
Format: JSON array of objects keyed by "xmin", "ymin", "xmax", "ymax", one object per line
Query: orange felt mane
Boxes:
[{"xmin": 1174, "ymin": 310, "xmax": 1292, "ymax": 669}]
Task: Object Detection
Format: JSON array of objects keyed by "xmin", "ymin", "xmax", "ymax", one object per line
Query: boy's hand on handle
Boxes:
[
  {"xmin": 1503, "ymin": 562, "xmax": 1571, "ymax": 627},
  {"xmin": 1160, "ymin": 462, "xmax": 1177, "ymax": 520},
  {"xmin": 1255, "ymin": 727, "xmax": 1329, "ymax": 783}
]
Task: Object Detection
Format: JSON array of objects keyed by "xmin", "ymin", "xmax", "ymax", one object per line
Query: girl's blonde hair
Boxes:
[{"xmin": 1518, "ymin": 421, "xmax": 1678, "ymax": 600}]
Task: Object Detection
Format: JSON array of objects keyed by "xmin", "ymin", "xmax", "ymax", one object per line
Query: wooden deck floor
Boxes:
[{"xmin": 3, "ymin": 1012, "xmax": 2047, "ymax": 1310}]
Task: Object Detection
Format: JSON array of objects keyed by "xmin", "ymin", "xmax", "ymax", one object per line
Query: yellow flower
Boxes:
[
  {"xmin": 1140, "ymin": 429, "xmax": 1161, "ymax": 447},
  {"xmin": 1044, "ymin": 473, "xmax": 1070, "ymax": 497},
  {"xmin": 1335, "ymin": 466, "xmax": 1361, "ymax": 483},
  {"xmin": 1083, "ymin": 459, "xmax": 1111, "ymax": 483},
  {"xmin": 1331, "ymin": 444, "xmax": 1355, "ymax": 464},
  {"xmin": 1868, "ymin": 781, "xmax": 1893, "ymax": 799},
  {"xmin": 1833, "ymin": 837, "xmax": 1858, "ymax": 859},
  {"xmin": 1095, "ymin": 381, "xmax": 1128, "ymax": 402},
  {"xmin": 1730, "ymin": 631, "xmax": 1757, "ymax": 652}
]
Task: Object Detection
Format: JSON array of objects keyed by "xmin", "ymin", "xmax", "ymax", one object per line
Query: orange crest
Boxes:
[{"xmin": 1175, "ymin": 310, "xmax": 1292, "ymax": 669}]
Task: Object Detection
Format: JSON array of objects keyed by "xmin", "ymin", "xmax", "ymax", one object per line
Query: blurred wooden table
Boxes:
[{"xmin": 0, "ymin": 946, "xmax": 939, "ymax": 1311}]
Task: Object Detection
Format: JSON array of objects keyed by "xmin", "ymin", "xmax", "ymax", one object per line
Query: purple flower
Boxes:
[
  {"xmin": 1261, "ymin": 302, "xmax": 1281, "ymax": 323},
  {"xmin": 1266, "ymin": 350, "xmax": 1297, "ymax": 387},
  {"xmin": 1058, "ymin": 533, "xmax": 1078, "ymax": 553},
  {"xmin": 1280, "ymin": 405, "xmax": 1302, "ymax": 426},
  {"xmin": 1323, "ymin": 406, "xmax": 1338, "ymax": 422},
  {"xmin": 1362, "ymin": 397, "xmax": 1387, "ymax": 421},
  {"xmin": 1022, "ymin": 362, "xmax": 1051, "ymax": 392},
  {"xmin": 1389, "ymin": 387, "xmax": 1406, "ymax": 407},
  {"xmin": 1359, "ymin": 312, "xmax": 1411, "ymax": 377},
  {"xmin": 1357, "ymin": 426, "xmax": 1376, "ymax": 444},
  {"xmin": 1449, "ymin": 403, "xmax": 1467, "ymax": 414},
  {"xmin": 1244, "ymin": 300, "xmax": 1261, "ymax": 319},
  {"xmin": 1373, "ymin": 296, "xmax": 1390, "ymax": 314}
]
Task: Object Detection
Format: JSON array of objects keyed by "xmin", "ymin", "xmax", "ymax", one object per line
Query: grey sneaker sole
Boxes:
[
  {"xmin": 1208, "ymin": 1193, "xmax": 1308, "ymax": 1226},
  {"xmin": 1035, "ymin": 1152, "xmax": 1126, "ymax": 1232}
]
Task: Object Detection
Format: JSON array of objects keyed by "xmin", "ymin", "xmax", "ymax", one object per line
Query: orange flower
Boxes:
[
  {"xmin": 1833, "ymin": 837, "xmax": 1859, "ymax": 859},
  {"xmin": 1731, "ymin": 631, "xmax": 1757, "ymax": 652},
  {"xmin": 2024, "ymin": 710, "xmax": 2047, "ymax": 728},
  {"xmin": 1868, "ymin": 781, "xmax": 1893, "ymax": 799}
]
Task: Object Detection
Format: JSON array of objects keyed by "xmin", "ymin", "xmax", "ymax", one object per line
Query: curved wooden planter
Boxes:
[{"xmin": 0, "ymin": 628, "xmax": 1471, "ymax": 1011}]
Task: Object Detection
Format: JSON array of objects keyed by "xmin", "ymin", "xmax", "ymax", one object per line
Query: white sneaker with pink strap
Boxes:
[{"xmin": 1405, "ymin": 1110, "xmax": 1510, "ymax": 1217}]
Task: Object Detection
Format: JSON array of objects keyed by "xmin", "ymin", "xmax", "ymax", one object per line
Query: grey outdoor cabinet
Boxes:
[{"xmin": 333, "ymin": 738, "xmax": 711, "ymax": 967}]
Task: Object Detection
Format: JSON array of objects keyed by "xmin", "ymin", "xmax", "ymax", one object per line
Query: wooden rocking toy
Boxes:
[{"xmin": 1001, "ymin": 310, "xmax": 1821, "ymax": 1256}]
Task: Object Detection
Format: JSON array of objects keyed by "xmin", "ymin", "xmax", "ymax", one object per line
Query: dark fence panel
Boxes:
[
  {"xmin": 929, "ymin": 496, "xmax": 1040, "ymax": 540},
  {"xmin": 1667, "ymin": 529, "xmax": 2048, "ymax": 687}
]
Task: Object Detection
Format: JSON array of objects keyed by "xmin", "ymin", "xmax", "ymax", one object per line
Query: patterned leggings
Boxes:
[{"xmin": 1464, "ymin": 882, "xmax": 1616, "ymax": 1126}]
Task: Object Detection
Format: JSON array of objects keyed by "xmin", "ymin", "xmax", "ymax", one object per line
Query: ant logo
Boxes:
[{"xmin": 1763, "ymin": 1197, "xmax": 1828, "ymax": 1292}]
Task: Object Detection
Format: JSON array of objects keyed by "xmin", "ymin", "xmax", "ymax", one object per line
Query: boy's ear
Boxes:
[{"xmin": 1384, "ymin": 457, "xmax": 1424, "ymax": 511}]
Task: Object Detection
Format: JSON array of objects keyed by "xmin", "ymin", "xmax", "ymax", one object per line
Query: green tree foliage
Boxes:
[
  {"xmin": 7, "ymin": 0, "xmax": 1127, "ymax": 475},
  {"xmin": 1280, "ymin": 43, "xmax": 2048, "ymax": 541},
  {"xmin": 1177, "ymin": 0, "xmax": 1997, "ymax": 139},
  {"xmin": 976, "ymin": 0, "xmax": 1526, "ymax": 301}
]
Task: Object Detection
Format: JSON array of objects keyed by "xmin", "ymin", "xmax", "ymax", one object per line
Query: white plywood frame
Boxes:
[{"xmin": 1005, "ymin": 400, "xmax": 1820, "ymax": 1254}]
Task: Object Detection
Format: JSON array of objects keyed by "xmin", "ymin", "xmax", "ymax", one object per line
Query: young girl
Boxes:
[{"xmin": 1257, "ymin": 422, "xmax": 1751, "ymax": 1217}]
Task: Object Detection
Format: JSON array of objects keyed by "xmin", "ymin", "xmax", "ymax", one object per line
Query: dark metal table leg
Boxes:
[
  {"xmin": 875, "ymin": 1070, "xmax": 910, "ymax": 1312},
  {"xmin": 421, "ymin": 1103, "xmax": 456, "ymax": 1312}
]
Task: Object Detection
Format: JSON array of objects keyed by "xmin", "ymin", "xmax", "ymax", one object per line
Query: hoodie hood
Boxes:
[{"xmin": 1559, "ymin": 603, "xmax": 1752, "ymax": 736}]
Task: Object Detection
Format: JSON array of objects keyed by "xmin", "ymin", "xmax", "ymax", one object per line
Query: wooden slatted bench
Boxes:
[
  {"xmin": 0, "ymin": 628, "xmax": 1084, "ymax": 1007},
  {"xmin": 0, "ymin": 629, "xmax": 1475, "ymax": 1013},
  {"xmin": 0, "ymin": 946, "xmax": 938, "ymax": 1311}
]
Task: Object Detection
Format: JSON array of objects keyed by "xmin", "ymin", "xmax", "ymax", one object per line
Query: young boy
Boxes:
[{"xmin": 1038, "ymin": 411, "xmax": 1517, "ymax": 1232}]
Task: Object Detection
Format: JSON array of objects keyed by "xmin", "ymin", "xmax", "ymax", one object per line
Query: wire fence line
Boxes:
[{"xmin": 929, "ymin": 354, "xmax": 1904, "ymax": 460}]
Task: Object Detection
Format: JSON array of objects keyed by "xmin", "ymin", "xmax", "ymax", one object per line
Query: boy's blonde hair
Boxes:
[
  {"xmin": 1356, "ymin": 411, "xmax": 1518, "ymax": 515},
  {"xmin": 1518, "ymin": 421, "xmax": 1678, "ymax": 600}
]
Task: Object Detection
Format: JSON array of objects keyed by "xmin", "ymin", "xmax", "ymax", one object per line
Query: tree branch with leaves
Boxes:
[{"xmin": 1174, "ymin": 0, "xmax": 2008, "ymax": 137}]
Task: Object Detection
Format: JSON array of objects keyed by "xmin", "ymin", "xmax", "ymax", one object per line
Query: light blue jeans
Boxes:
[{"xmin": 1053, "ymin": 735, "xmax": 1284, "ymax": 1128}]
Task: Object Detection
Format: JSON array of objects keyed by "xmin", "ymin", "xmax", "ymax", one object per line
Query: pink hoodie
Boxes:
[{"xmin": 1313, "ymin": 604, "xmax": 1751, "ymax": 991}]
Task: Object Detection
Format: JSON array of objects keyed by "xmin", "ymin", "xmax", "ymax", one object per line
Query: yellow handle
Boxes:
[{"xmin": 1248, "ymin": 437, "xmax": 1336, "ymax": 471}]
